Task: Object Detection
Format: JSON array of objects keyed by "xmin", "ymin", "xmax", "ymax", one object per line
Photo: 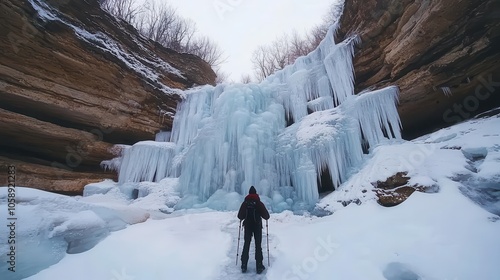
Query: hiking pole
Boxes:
[
  {"xmin": 266, "ymin": 219, "xmax": 270, "ymax": 266},
  {"xmin": 236, "ymin": 220, "xmax": 242, "ymax": 265}
]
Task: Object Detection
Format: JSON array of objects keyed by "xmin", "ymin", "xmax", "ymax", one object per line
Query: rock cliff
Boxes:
[
  {"xmin": 3, "ymin": 0, "xmax": 499, "ymax": 194},
  {"xmin": 0, "ymin": 0, "xmax": 216, "ymax": 193},
  {"xmin": 337, "ymin": 0, "xmax": 500, "ymax": 139},
  {"xmin": 335, "ymin": 0, "xmax": 500, "ymax": 205}
]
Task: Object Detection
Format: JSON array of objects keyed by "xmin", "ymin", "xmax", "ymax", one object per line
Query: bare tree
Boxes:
[
  {"xmin": 305, "ymin": 2, "xmax": 343, "ymax": 50},
  {"xmin": 250, "ymin": 1, "xmax": 344, "ymax": 81},
  {"xmin": 251, "ymin": 46, "xmax": 271, "ymax": 81},
  {"xmin": 187, "ymin": 36, "xmax": 226, "ymax": 67},
  {"xmin": 307, "ymin": 24, "xmax": 329, "ymax": 49},
  {"xmin": 165, "ymin": 19, "xmax": 196, "ymax": 51},
  {"xmin": 323, "ymin": 2, "xmax": 344, "ymax": 26},
  {"xmin": 101, "ymin": 0, "xmax": 226, "ymax": 70},
  {"xmin": 251, "ymin": 34, "xmax": 294, "ymax": 81},
  {"xmin": 214, "ymin": 68, "xmax": 228, "ymax": 84},
  {"xmin": 136, "ymin": 3, "xmax": 177, "ymax": 45},
  {"xmin": 101, "ymin": 0, "xmax": 143, "ymax": 23},
  {"xmin": 132, "ymin": 2, "xmax": 196, "ymax": 52},
  {"xmin": 240, "ymin": 74, "xmax": 252, "ymax": 84},
  {"xmin": 289, "ymin": 30, "xmax": 312, "ymax": 61}
]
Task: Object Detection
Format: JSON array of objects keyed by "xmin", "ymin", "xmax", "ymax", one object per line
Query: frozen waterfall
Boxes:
[{"xmin": 104, "ymin": 24, "xmax": 402, "ymax": 212}]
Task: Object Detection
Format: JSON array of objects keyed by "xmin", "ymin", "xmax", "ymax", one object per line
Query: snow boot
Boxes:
[
  {"xmin": 256, "ymin": 262, "xmax": 265, "ymax": 274},
  {"xmin": 241, "ymin": 262, "xmax": 247, "ymax": 273}
]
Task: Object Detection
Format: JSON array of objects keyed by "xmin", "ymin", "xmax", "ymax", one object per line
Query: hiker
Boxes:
[{"xmin": 237, "ymin": 186, "xmax": 270, "ymax": 274}]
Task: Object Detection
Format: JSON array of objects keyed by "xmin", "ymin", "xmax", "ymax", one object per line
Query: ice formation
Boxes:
[
  {"xmin": 0, "ymin": 186, "xmax": 150, "ymax": 279},
  {"xmin": 107, "ymin": 24, "xmax": 402, "ymax": 212},
  {"xmin": 116, "ymin": 141, "xmax": 177, "ymax": 184}
]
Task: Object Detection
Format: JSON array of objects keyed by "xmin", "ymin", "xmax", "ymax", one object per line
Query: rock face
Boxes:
[
  {"xmin": 0, "ymin": 0, "xmax": 216, "ymax": 193},
  {"xmin": 337, "ymin": 0, "xmax": 500, "ymax": 139},
  {"xmin": 3, "ymin": 0, "xmax": 498, "ymax": 194}
]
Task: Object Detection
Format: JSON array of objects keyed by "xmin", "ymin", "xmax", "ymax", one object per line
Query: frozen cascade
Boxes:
[
  {"xmin": 353, "ymin": 86, "xmax": 402, "ymax": 148},
  {"xmin": 155, "ymin": 131, "xmax": 171, "ymax": 142},
  {"xmin": 172, "ymin": 83, "xmax": 286, "ymax": 201},
  {"xmin": 276, "ymin": 87, "xmax": 401, "ymax": 205},
  {"xmin": 117, "ymin": 141, "xmax": 177, "ymax": 184},
  {"xmin": 108, "ymin": 24, "xmax": 403, "ymax": 212}
]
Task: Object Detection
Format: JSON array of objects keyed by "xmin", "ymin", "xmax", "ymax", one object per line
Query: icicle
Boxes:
[
  {"xmin": 350, "ymin": 86, "xmax": 402, "ymax": 148},
  {"xmin": 118, "ymin": 141, "xmax": 177, "ymax": 184},
  {"xmin": 323, "ymin": 36, "xmax": 359, "ymax": 105},
  {"xmin": 169, "ymin": 83, "xmax": 287, "ymax": 203},
  {"xmin": 276, "ymin": 107, "xmax": 364, "ymax": 202},
  {"xmin": 155, "ymin": 131, "xmax": 171, "ymax": 142},
  {"xmin": 440, "ymin": 86, "xmax": 452, "ymax": 96},
  {"xmin": 108, "ymin": 11, "xmax": 402, "ymax": 211}
]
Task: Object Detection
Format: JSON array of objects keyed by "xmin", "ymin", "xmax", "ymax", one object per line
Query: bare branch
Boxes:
[
  {"xmin": 100, "ymin": 0, "xmax": 226, "ymax": 69},
  {"xmin": 250, "ymin": 1, "xmax": 344, "ymax": 81},
  {"xmin": 240, "ymin": 74, "xmax": 252, "ymax": 84}
]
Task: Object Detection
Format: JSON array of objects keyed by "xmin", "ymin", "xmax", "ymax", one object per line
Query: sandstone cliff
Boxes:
[
  {"xmin": 3, "ymin": 0, "xmax": 499, "ymax": 194},
  {"xmin": 337, "ymin": 0, "xmax": 500, "ymax": 139},
  {"xmin": 335, "ymin": 0, "xmax": 500, "ymax": 205},
  {"xmin": 0, "ymin": 0, "xmax": 216, "ymax": 193}
]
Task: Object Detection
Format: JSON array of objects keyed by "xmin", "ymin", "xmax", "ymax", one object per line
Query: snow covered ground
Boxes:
[{"xmin": 1, "ymin": 114, "xmax": 500, "ymax": 280}]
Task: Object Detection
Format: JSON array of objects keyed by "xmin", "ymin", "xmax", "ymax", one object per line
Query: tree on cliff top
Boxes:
[
  {"xmin": 251, "ymin": 2, "xmax": 343, "ymax": 81},
  {"xmin": 100, "ymin": 0, "xmax": 227, "ymax": 81}
]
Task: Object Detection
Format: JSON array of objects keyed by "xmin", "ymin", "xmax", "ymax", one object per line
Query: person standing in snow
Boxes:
[{"xmin": 237, "ymin": 186, "xmax": 270, "ymax": 274}]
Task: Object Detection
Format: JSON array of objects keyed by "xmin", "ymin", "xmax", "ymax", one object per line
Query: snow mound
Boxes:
[{"xmin": 0, "ymin": 186, "xmax": 150, "ymax": 279}]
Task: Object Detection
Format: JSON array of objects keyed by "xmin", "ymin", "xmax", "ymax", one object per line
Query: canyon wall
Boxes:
[
  {"xmin": 337, "ymin": 0, "xmax": 500, "ymax": 139},
  {"xmin": 0, "ymin": 0, "xmax": 216, "ymax": 193}
]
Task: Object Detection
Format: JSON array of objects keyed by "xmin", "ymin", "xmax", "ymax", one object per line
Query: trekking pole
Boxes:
[
  {"xmin": 266, "ymin": 219, "xmax": 270, "ymax": 266},
  {"xmin": 236, "ymin": 220, "xmax": 242, "ymax": 265}
]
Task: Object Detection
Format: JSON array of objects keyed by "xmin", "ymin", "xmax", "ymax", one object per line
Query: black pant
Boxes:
[{"xmin": 241, "ymin": 223, "xmax": 263, "ymax": 264}]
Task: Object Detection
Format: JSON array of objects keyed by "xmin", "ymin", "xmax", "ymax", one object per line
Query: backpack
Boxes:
[{"xmin": 245, "ymin": 200, "xmax": 261, "ymax": 225}]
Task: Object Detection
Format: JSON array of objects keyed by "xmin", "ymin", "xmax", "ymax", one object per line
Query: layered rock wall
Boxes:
[
  {"xmin": 0, "ymin": 0, "xmax": 216, "ymax": 192},
  {"xmin": 337, "ymin": 0, "xmax": 500, "ymax": 138}
]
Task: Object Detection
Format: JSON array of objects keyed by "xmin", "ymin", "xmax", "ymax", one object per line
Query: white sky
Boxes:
[{"xmin": 166, "ymin": 0, "xmax": 335, "ymax": 82}]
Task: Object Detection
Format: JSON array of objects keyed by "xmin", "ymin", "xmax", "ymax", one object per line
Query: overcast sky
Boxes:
[{"xmin": 165, "ymin": 0, "xmax": 337, "ymax": 82}]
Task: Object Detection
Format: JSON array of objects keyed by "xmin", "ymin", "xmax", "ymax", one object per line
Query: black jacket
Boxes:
[{"xmin": 237, "ymin": 193, "xmax": 270, "ymax": 225}]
